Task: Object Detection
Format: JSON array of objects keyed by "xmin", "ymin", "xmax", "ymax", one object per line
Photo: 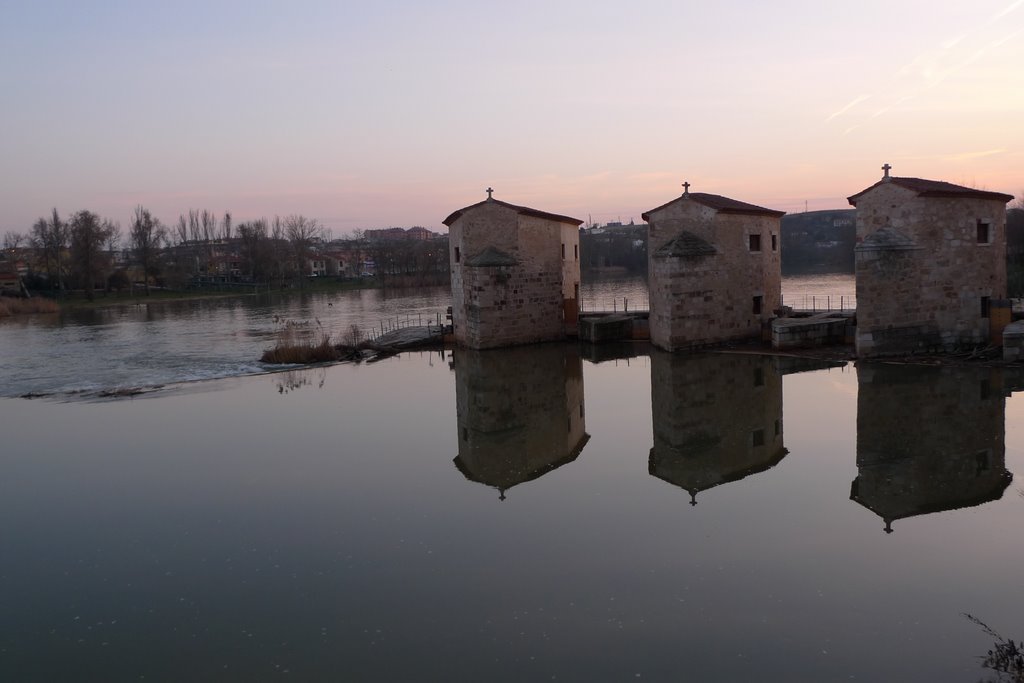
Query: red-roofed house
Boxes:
[
  {"xmin": 443, "ymin": 189, "xmax": 582, "ymax": 349},
  {"xmin": 642, "ymin": 184, "xmax": 784, "ymax": 351},
  {"xmin": 848, "ymin": 166, "xmax": 1013, "ymax": 356}
]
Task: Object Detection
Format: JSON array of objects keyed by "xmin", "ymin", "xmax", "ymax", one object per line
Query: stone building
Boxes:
[
  {"xmin": 444, "ymin": 190, "xmax": 582, "ymax": 349},
  {"xmin": 851, "ymin": 364, "xmax": 1011, "ymax": 533},
  {"xmin": 642, "ymin": 184, "xmax": 784, "ymax": 351},
  {"xmin": 648, "ymin": 353, "xmax": 786, "ymax": 505},
  {"xmin": 452, "ymin": 344, "xmax": 589, "ymax": 501},
  {"xmin": 849, "ymin": 166, "xmax": 1014, "ymax": 356}
]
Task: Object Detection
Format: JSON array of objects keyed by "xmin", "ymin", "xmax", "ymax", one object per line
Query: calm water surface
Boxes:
[{"xmin": 0, "ymin": 347, "xmax": 1023, "ymax": 681}]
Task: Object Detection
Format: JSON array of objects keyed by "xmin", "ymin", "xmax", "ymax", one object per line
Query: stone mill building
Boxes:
[
  {"xmin": 849, "ymin": 166, "xmax": 1014, "ymax": 356},
  {"xmin": 444, "ymin": 189, "xmax": 582, "ymax": 349},
  {"xmin": 642, "ymin": 184, "xmax": 785, "ymax": 352}
]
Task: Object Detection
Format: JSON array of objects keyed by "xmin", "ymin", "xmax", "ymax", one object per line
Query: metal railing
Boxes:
[
  {"xmin": 781, "ymin": 294, "xmax": 856, "ymax": 312},
  {"xmin": 579, "ymin": 296, "xmax": 650, "ymax": 314}
]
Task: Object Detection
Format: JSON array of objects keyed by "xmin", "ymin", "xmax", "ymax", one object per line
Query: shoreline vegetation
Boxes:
[{"xmin": 0, "ymin": 296, "xmax": 59, "ymax": 318}]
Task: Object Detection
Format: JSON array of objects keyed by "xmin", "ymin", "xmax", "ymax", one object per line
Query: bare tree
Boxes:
[
  {"xmin": 201, "ymin": 209, "xmax": 216, "ymax": 244},
  {"xmin": 238, "ymin": 218, "xmax": 271, "ymax": 282},
  {"xmin": 188, "ymin": 209, "xmax": 201, "ymax": 244},
  {"xmin": 284, "ymin": 215, "xmax": 323, "ymax": 287},
  {"xmin": 220, "ymin": 211, "xmax": 232, "ymax": 241},
  {"xmin": 3, "ymin": 231, "xmax": 26, "ymax": 251},
  {"xmin": 175, "ymin": 214, "xmax": 188, "ymax": 246},
  {"xmin": 31, "ymin": 208, "xmax": 69, "ymax": 292},
  {"xmin": 69, "ymin": 210, "xmax": 117, "ymax": 301},
  {"xmin": 129, "ymin": 206, "xmax": 167, "ymax": 295}
]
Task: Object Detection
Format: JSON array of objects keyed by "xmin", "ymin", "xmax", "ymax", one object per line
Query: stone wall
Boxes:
[
  {"xmin": 852, "ymin": 363, "xmax": 1011, "ymax": 532},
  {"xmin": 854, "ymin": 183, "xmax": 1007, "ymax": 355},
  {"xmin": 648, "ymin": 351, "xmax": 785, "ymax": 503},
  {"xmin": 450, "ymin": 204, "xmax": 576, "ymax": 349},
  {"xmin": 647, "ymin": 200, "xmax": 781, "ymax": 351}
]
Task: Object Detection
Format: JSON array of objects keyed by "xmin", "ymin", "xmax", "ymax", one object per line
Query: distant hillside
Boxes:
[{"xmin": 781, "ymin": 209, "xmax": 856, "ymax": 274}]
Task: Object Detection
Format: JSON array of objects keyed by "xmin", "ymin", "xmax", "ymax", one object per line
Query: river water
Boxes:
[
  {"xmin": 10, "ymin": 271, "xmax": 1024, "ymax": 681},
  {"xmin": 0, "ymin": 273, "xmax": 854, "ymax": 398}
]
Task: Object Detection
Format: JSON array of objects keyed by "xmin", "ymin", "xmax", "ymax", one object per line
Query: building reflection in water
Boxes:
[
  {"xmin": 452, "ymin": 344, "xmax": 589, "ymax": 500},
  {"xmin": 649, "ymin": 352, "xmax": 788, "ymax": 505},
  {"xmin": 851, "ymin": 364, "xmax": 1013, "ymax": 533}
]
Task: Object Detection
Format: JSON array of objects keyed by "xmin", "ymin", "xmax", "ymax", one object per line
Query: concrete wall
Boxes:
[
  {"xmin": 646, "ymin": 199, "xmax": 781, "ymax": 351},
  {"xmin": 854, "ymin": 183, "xmax": 1008, "ymax": 355},
  {"xmin": 449, "ymin": 203, "xmax": 578, "ymax": 349},
  {"xmin": 452, "ymin": 344, "xmax": 587, "ymax": 498},
  {"xmin": 852, "ymin": 363, "xmax": 1011, "ymax": 532},
  {"xmin": 648, "ymin": 351, "xmax": 785, "ymax": 503}
]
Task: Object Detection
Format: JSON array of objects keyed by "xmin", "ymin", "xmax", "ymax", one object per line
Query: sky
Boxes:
[{"xmin": 1, "ymin": 0, "xmax": 1023, "ymax": 235}]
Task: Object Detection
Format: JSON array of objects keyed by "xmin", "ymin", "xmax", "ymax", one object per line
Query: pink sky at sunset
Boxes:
[{"xmin": 1, "ymin": 0, "xmax": 1021, "ymax": 235}]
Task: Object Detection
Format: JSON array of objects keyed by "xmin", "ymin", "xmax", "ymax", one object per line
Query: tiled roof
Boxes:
[
  {"xmin": 443, "ymin": 199, "xmax": 583, "ymax": 227},
  {"xmin": 642, "ymin": 192, "xmax": 785, "ymax": 221},
  {"xmin": 652, "ymin": 231, "xmax": 718, "ymax": 259},
  {"xmin": 848, "ymin": 177, "xmax": 1014, "ymax": 205}
]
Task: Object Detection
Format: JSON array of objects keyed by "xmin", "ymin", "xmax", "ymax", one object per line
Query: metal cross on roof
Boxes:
[
  {"xmin": 682, "ymin": 181, "xmax": 691, "ymax": 195},
  {"xmin": 882, "ymin": 163, "xmax": 892, "ymax": 179},
  {"xmin": 486, "ymin": 187, "xmax": 494, "ymax": 200}
]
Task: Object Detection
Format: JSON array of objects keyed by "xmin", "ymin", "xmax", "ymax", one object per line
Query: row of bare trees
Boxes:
[{"xmin": 4, "ymin": 207, "xmax": 329, "ymax": 298}]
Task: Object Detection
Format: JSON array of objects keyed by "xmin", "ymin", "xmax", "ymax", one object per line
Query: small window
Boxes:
[
  {"xmin": 977, "ymin": 221, "xmax": 990, "ymax": 244},
  {"xmin": 579, "ymin": 403, "xmax": 584, "ymax": 419},
  {"xmin": 771, "ymin": 234, "xmax": 777, "ymax": 251},
  {"xmin": 774, "ymin": 419, "xmax": 781, "ymax": 436},
  {"xmin": 981, "ymin": 296, "xmax": 991, "ymax": 318},
  {"xmin": 751, "ymin": 429, "xmax": 765, "ymax": 447},
  {"xmin": 749, "ymin": 234, "xmax": 762, "ymax": 252},
  {"xmin": 561, "ymin": 243, "xmax": 566, "ymax": 260},
  {"xmin": 752, "ymin": 295, "xmax": 763, "ymax": 315},
  {"xmin": 454, "ymin": 247, "xmax": 461, "ymax": 263},
  {"xmin": 574, "ymin": 244, "xmax": 579, "ymax": 261},
  {"xmin": 753, "ymin": 367, "xmax": 764, "ymax": 387},
  {"xmin": 975, "ymin": 450, "xmax": 990, "ymax": 475}
]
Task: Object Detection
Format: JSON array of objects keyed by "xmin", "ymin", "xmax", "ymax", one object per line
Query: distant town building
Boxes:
[
  {"xmin": 642, "ymin": 183, "xmax": 784, "ymax": 351},
  {"xmin": 443, "ymin": 189, "xmax": 582, "ymax": 349},
  {"xmin": 453, "ymin": 345, "xmax": 588, "ymax": 500},
  {"xmin": 849, "ymin": 166, "xmax": 1014, "ymax": 356},
  {"xmin": 364, "ymin": 226, "xmax": 441, "ymax": 241}
]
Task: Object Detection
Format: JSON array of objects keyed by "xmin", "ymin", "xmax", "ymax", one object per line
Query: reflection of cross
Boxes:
[
  {"xmin": 882, "ymin": 163, "xmax": 892, "ymax": 179},
  {"xmin": 682, "ymin": 181, "xmax": 691, "ymax": 195},
  {"xmin": 486, "ymin": 187, "xmax": 494, "ymax": 199}
]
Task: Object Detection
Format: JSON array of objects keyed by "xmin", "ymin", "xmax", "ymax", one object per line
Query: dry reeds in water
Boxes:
[
  {"xmin": 261, "ymin": 319, "xmax": 343, "ymax": 364},
  {"xmin": 0, "ymin": 297, "xmax": 59, "ymax": 318}
]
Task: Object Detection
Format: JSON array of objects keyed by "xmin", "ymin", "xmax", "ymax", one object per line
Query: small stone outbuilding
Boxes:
[
  {"xmin": 849, "ymin": 167, "xmax": 1014, "ymax": 356},
  {"xmin": 444, "ymin": 190, "xmax": 582, "ymax": 349},
  {"xmin": 642, "ymin": 185, "xmax": 784, "ymax": 352}
]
